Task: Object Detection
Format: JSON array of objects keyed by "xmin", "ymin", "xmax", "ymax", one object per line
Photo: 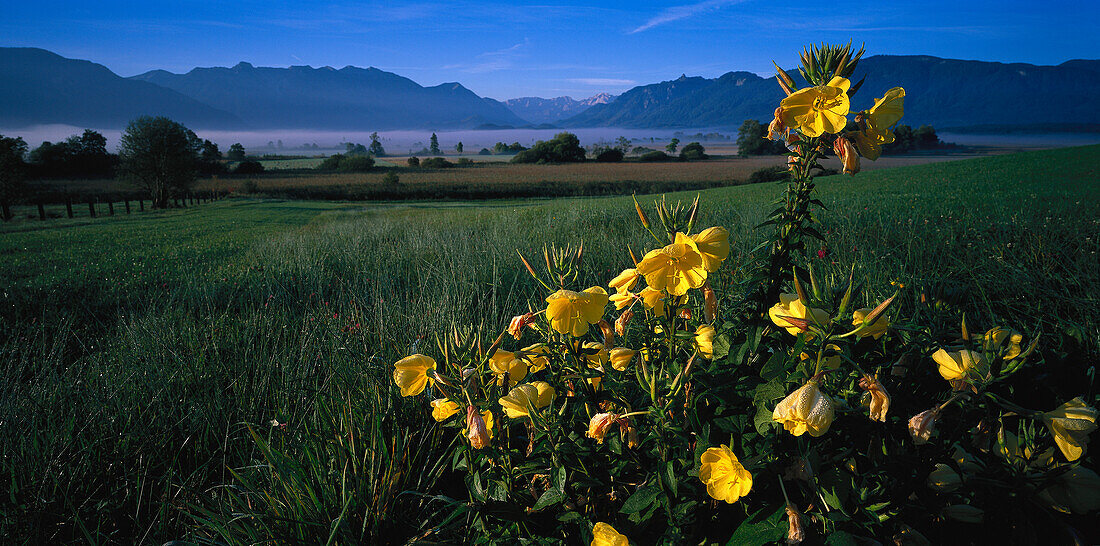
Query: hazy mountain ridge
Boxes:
[
  {"xmin": 563, "ymin": 55, "xmax": 1100, "ymax": 129},
  {"xmin": 503, "ymin": 93, "xmax": 616, "ymax": 124},
  {"xmin": 131, "ymin": 62, "xmax": 529, "ymax": 130},
  {"xmin": 0, "ymin": 47, "xmax": 242, "ymax": 129}
]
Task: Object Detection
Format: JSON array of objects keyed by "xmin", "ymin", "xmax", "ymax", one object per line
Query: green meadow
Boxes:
[{"xmin": 1, "ymin": 145, "xmax": 1097, "ymax": 543}]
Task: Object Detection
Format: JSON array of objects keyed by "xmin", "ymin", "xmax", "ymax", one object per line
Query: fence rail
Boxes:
[{"xmin": 0, "ymin": 190, "xmax": 232, "ymax": 222}]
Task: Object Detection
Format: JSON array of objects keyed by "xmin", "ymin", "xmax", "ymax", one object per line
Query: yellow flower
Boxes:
[
  {"xmin": 520, "ymin": 344, "xmax": 549, "ymax": 373},
  {"xmin": 779, "ymin": 76, "xmax": 851, "ymax": 137},
  {"xmin": 773, "ymin": 381, "xmax": 835, "ymax": 437},
  {"xmin": 699, "ymin": 445, "xmax": 753, "ymax": 503},
  {"xmin": 609, "ymin": 267, "xmax": 640, "ymax": 292},
  {"xmin": 499, "ymin": 382, "xmax": 555, "ymax": 419},
  {"xmin": 581, "ymin": 341, "xmax": 609, "ymax": 368},
  {"xmin": 587, "ymin": 413, "xmax": 619, "ymax": 444},
  {"xmin": 853, "ymin": 87, "xmax": 904, "ymax": 160},
  {"xmin": 1041, "ymin": 397, "xmax": 1098, "ymax": 462},
  {"xmin": 609, "ymin": 289, "xmax": 637, "ymax": 310},
  {"xmin": 465, "ymin": 407, "xmax": 494, "ymax": 450},
  {"xmin": 768, "ymin": 293, "xmax": 831, "ymax": 338},
  {"xmin": 695, "ymin": 324, "xmax": 715, "ymax": 359},
  {"xmin": 393, "ymin": 354, "xmax": 436, "ymax": 397},
  {"xmin": 430, "ymin": 398, "xmax": 461, "ymax": 422},
  {"xmin": 1038, "ymin": 466, "xmax": 1100, "ymax": 514},
  {"xmin": 545, "ymin": 286, "xmax": 608, "ymax": 336},
  {"xmin": 638, "ymin": 287, "xmax": 666, "ymax": 316},
  {"xmin": 591, "ymin": 522, "xmax": 629, "ymax": 546},
  {"xmin": 635, "ymin": 233, "xmax": 707, "ymax": 296},
  {"xmin": 985, "ymin": 327, "xmax": 1023, "ymax": 360},
  {"xmin": 609, "ymin": 347, "xmax": 637, "ymax": 371},
  {"xmin": 852, "ymin": 307, "xmax": 890, "ymax": 339},
  {"xmin": 489, "ymin": 349, "xmax": 528, "ymax": 387},
  {"xmin": 932, "ymin": 349, "xmax": 988, "ymax": 382},
  {"xmin": 691, "ymin": 227, "xmax": 730, "ymax": 272}
]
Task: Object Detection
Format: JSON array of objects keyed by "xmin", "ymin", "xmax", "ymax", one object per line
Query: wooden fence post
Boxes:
[
  {"xmin": 88, "ymin": 200, "xmax": 96, "ymax": 217},
  {"xmin": 108, "ymin": 201, "xmax": 114, "ymax": 215},
  {"xmin": 38, "ymin": 203, "xmax": 46, "ymax": 220},
  {"xmin": 66, "ymin": 200, "xmax": 73, "ymax": 218}
]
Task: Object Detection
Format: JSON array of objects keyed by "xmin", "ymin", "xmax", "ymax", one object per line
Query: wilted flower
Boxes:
[
  {"xmin": 909, "ymin": 408, "xmax": 941, "ymax": 445},
  {"xmin": 609, "ymin": 267, "xmax": 640, "ymax": 292},
  {"xmin": 1038, "ymin": 466, "xmax": 1100, "ymax": 514},
  {"xmin": 431, "ymin": 398, "xmax": 462, "ymax": 421},
  {"xmin": 695, "ymin": 324, "xmax": 715, "ymax": 360},
  {"xmin": 489, "ymin": 349, "xmax": 528, "ymax": 387},
  {"xmin": 465, "ymin": 406, "xmax": 493, "ymax": 450},
  {"xmin": 859, "ymin": 374, "xmax": 891, "ymax": 422},
  {"xmin": 932, "ymin": 349, "xmax": 988, "ymax": 382},
  {"xmin": 587, "ymin": 413, "xmax": 619, "ymax": 444},
  {"xmin": 636, "ymin": 233, "xmax": 707, "ymax": 296},
  {"xmin": 699, "ymin": 444, "xmax": 753, "ymax": 503},
  {"xmin": 785, "ymin": 504, "xmax": 805, "ymax": 544},
  {"xmin": 609, "ymin": 347, "xmax": 637, "ymax": 371},
  {"xmin": 545, "ymin": 286, "xmax": 608, "ymax": 336},
  {"xmin": 942, "ymin": 504, "xmax": 984, "ymax": 524},
  {"xmin": 507, "ymin": 312, "xmax": 536, "ymax": 340},
  {"xmin": 691, "ymin": 226, "xmax": 730, "ymax": 272},
  {"xmin": 769, "ymin": 293, "xmax": 831, "ymax": 338},
  {"xmin": 703, "ymin": 282, "xmax": 718, "ymax": 322},
  {"xmin": 767, "ymin": 106, "xmax": 788, "ymax": 141},
  {"xmin": 393, "ymin": 354, "xmax": 436, "ymax": 397},
  {"xmin": 591, "ymin": 522, "xmax": 629, "ymax": 546},
  {"xmin": 614, "ymin": 309, "xmax": 633, "ymax": 336},
  {"xmin": 499, "ymin": 382, "xmax": 556, "ymax": 419},
  {"xmin": 926, "ymin": 464, "xmax": 962, "ymax": 492},
  {"xmin": 852, "ymin": 307, "xmax": 890, "ymax": 339},
  {"xmin": 779, "ymin": 76, "xmax": 851, "ymax": 137},
  {"xmin": 1041, "ymin": 397, "xmax": 1098, "ymax": 461},
  {"xmin": 773, "ymin": 381, "xmax": 835, "ymax": 437},
  {"xmin": 832, "ymin": 136, "xmax": 859, "ymax": 175}
]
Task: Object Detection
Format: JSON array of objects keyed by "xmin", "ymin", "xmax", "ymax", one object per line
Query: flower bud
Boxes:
[
  {"xmin": 858, "ymin": 374, "xmax": 891, "ymax": 422},
  {"xmin": 832, "ymin": 136, "xmax": 859, "ymax": 175},
  {"xmin": 908, "ymin": 408, "xmax": 940, "ymax": 445},
  {"xmin": 465, "ymin": 406, "xmax": 492, "ymax": 450},
  {"xmin": 626, "ymin": 425, "xmax": 640, "ymax": 449},
  {"xmin": 587, "ymin": 412, "xmax": 619, "ymax": 444},
  {"xmin": 703, "ymin": 283, "xmax": 718, "ymax": 323}
]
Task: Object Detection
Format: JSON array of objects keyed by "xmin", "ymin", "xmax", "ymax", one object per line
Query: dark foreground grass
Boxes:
[{"xmin": 0, "ymin": 145, "xmax": 1097, "ymax": 543}]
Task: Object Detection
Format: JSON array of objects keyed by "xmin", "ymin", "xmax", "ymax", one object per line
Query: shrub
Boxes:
[
  {"xmin": 679, "ymin": 142, "xmax": 708, "ymax": 160},
  {"xmin": 478, "ymin": 148, "xmax": 492, "ymax": 156},
  {"xmin": 420, "ymin": 157, "xmax": 452, "ymax": 169},
  {"xmin": 595, "ymin": 149, "xmax": 624, "ymax": 162},
  {"xmin": 240, "ymin": 179, "xmax": 258, "ymax": 193},
  {"xmin": 381, "ymin": 172, "xmax": 400, "ymax": 186},
  {"xmin": 456, "ymin": 158, "xmax": 473, "ymax": 165},
  {"xmin": 319, "ymin": 154, "xmax": 374, "ymax": 172},
  {"xmin": 407, "ymin": 157, "xmax": 420, "ymax": 167},
  {"xmin": 748, "ymin": 165, "xmax": 789, "ymax": 184},
  {"xmin": 511, "ymin": 133, "xmax": 585, "ymax": 164},
  {"xmin": 233, "ymin": 160, "xmax": 265, "ymax": 175},
  {"xmin": 639, "ymin": 150, "xmax": 672, "ymax": 162},
  {"xmin": 736, "ymin": 119, "xmax": 788, "ymax": 156}
]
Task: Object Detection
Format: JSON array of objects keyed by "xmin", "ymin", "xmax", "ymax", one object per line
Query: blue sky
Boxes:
[{"xmin": 4, "ymin": 0, "xmax": 1097, "ymax": 100}]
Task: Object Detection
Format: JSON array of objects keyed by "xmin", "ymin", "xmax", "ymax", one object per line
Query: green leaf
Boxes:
[
  {"xmin": 662, "ymin": 462, "xmax": 679, "ymax": 497},
  {"xmin": 760, "ymin": 351, "xmax": 788, "ymax": 381},
  {"xmin": 825, "ymin": 530, "xmax": 858, "ymax": 546},
  {"xmin": 620, "ymin": 483, "xmax": 660, "ymax": 514},
  {"xmin": 725, "ymin": 505, "xmax": 786, "ymax": 546},
  {"xmin": 531, "ymin": 487, "xmax": 565, "ymax": 511},
  {"xmin": 712, "ymin": 333, "xmax": 731, "ymax": 360}
]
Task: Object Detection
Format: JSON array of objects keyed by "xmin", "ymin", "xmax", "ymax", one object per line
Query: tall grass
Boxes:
[{"xmin": 0, "ymin": 145, "xmax": 1097, "ymax": 543}]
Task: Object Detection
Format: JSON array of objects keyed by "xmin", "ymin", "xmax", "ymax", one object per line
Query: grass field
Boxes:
[{"xmin": 1, "ymin": 145, "xmax": 1097, "ymax": 543}]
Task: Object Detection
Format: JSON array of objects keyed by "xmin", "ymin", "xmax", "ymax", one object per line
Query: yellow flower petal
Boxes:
[
  {"xmin": 591, "ymin": 522, "xmax": 629, "ymax": 546},
  {"xmin": 393, "ymin": 354, "xmax": 436, "ymax": 397}
]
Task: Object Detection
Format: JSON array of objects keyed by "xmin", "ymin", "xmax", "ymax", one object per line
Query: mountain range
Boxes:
[
  {"xmin": 2, "ymin": 47, "xmax": 1098, "ymax": 132},
  {"xmin": 564, "ymin": 56, "xmax": 1100, "ymax": 129},
  {"xmin": 503, "ymin": 94, "xmax": 615, "ymax": 124}
]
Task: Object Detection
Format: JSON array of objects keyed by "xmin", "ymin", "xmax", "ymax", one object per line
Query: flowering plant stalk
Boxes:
[{"xmin": 390, "ymin": 44, "xmax": 1098, "ymax": 545}]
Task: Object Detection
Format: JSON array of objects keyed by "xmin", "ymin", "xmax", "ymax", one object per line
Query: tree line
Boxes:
[{"xmin": 736, "ymin": 119, "xmax": 950, "ymax": 156}]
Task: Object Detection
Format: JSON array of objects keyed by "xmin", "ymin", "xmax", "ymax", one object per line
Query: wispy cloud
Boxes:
[
  {"xmin": 443, "ymin": 39, "xmax": 530, "ymax": 73},
  {"xmin": 629, "ymin": 0, "xmax": 748, "ymax": 34},
  {"xmin": 567, "ymin": 78, "xmax": 637, "ymax": 86}
]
